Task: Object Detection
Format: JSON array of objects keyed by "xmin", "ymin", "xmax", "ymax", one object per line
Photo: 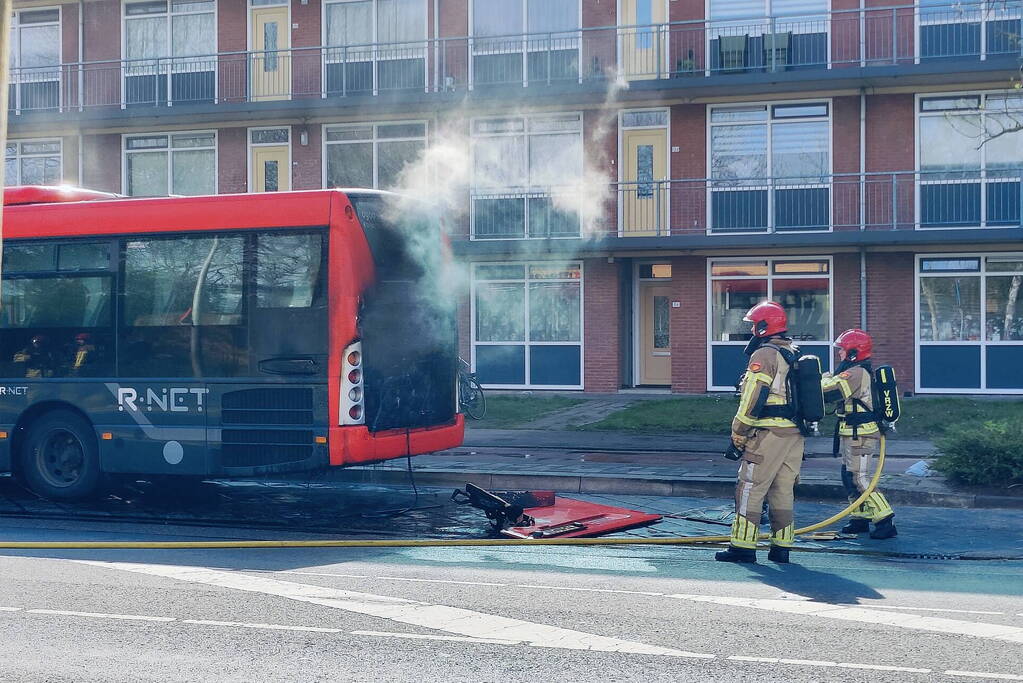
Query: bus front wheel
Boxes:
[{"xmin": 20, "ymin": 410, "xmax": 101, "ymax": 501}]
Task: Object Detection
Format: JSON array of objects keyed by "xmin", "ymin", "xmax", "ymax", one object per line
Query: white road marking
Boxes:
[
  {"xmin": 352, "ymin": 630, "xmax": 520, "ymax": 645},
  {"xmin": 181, "ymin": 619, "xmax": 344, "ymax": 634},
  {"xmin": 516, "ymin": 585, "xmax": 663, "ymax": 596},
  {"xmin": 945, "ymin": 671, "xmax": 1023, "ymax": 681},
  {"xmin": 375, "ymin": 576, "xmax": 507, "ymax": 587},
  {"xmin": 0, "ymin": 607, "xmax": 22, "ymax": 612},
  {"xmin": 728, "ymin": 656, "xmax": 932, "ymax": 674},
  {"xmin": 26, "ymin": 609, "xmax": 174, "ymax": 622},
  {"xmin": 80, "ymin": 561, "xmax": 713, "ymax": 659},
  {"xmin": 861, "ymin": 605, "xmax": 1005, "ymax": 616},
  {"xmin": 671, "ymin": 594, "xmax": 1023, "ymax": 644}
]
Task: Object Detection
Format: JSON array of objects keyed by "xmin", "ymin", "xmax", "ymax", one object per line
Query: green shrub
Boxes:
[{"xmin": 932, "ymin": 421, "xmax": 1023, "ymax": 487}]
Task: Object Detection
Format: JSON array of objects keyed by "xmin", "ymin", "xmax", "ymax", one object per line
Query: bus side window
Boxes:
[
  {"xmin": 255, "ymin": 233, "xmax": 324, "ymax": 309},
  {"xmin": 0, "ymin": 243, "xmax": 115, "ymax": 379},
  {"xmin": 120, "ymin": 235, "xmax": 246, "ymax": 378}
]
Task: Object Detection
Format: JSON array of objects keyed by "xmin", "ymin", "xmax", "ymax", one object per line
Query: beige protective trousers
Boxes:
[
  {"xmin": 840, "ymin": 435, "xmax": 894, "ymax": 521},
  {"xmin": 732, "ymin": 428, "xmax": 804, "ymax": 548}
]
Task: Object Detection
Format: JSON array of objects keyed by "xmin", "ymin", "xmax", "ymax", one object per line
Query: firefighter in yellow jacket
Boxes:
[
  {"xmin": 821, "ymin": 329, "xmax": 897, "ymax": 539},
  {"xmin": 716, "ymin": 301, "xmax": 804, "ymax": 565}
]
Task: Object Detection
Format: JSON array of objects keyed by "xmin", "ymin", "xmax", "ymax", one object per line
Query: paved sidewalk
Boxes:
[{"xmin": 342, "ymin": 429, "xmax": 1023, "ymax": 510}]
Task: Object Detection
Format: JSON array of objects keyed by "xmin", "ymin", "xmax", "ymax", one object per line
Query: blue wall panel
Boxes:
[
  {"xmin": 920, "ymin": 345, "xmax": 981, "ymax": 389},
  {"xmin": 530, "ymin": 345, "xmax": 581, "ymax": 386},
  {"xmin": 986, "ymin": 346, "xmax": 1023, "ymax": 390},
  {"xmin": 476, "ymin": 345, "xmax": 525, "ymax": 385}
]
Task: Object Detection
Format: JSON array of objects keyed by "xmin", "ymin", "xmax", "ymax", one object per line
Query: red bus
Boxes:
[{"xmin": 0, "ymin": 186, "xmax": 464, "ymax": 499}]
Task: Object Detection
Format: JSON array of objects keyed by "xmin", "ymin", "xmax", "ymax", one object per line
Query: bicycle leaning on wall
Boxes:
[{"xmin": 458, "ymin": 358, "xmax": 487, "ymax": 420}]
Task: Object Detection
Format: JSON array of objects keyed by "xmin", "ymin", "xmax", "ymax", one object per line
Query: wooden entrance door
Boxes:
[
  {"xmin": 639, "ymin": 282, "xmax": 671, "ymax": 385},
  {"xmin": 251, "ymin": 6, "xmax": 290, "ymax": 101}
]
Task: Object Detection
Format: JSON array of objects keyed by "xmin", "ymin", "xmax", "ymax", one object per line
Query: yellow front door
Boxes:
[
  {"xmin": 251, "ymin": 6, "xmax": 290, "ymax": 101},
  {"xmin": 619, "ymin": 0, "xmax": 665, "ymax": 80},
  {"xmin": 639, "ymin": 282, "xmax": 672, "ymax": 385},
  {"xmin": 252, "ymin": 146, "xmax": 290, "ymax": 192},
  {"xmin": 621, "ymin": 128, "xmax": 667, "ymax": 236}
]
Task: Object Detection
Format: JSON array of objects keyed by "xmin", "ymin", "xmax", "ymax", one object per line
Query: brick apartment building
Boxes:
[{"xmin": 8, "ymin": 0, "xmax": 1023, "ymax": 394}]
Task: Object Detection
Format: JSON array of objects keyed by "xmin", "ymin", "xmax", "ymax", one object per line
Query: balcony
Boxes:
[
  {"xmin": 465, "ymin": 171, "xmax": 1023, "ymax": 241},
  {"xmin": 8, "ymin": 1, "xmax": 1021, "ymax": 118}
]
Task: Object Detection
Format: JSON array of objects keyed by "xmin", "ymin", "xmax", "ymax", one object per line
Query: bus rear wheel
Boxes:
[{"xmin": 20, "ymin": 410, "xmax": 101, "ymax": 501}]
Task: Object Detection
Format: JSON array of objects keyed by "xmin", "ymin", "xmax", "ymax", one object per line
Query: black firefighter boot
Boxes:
[
  {"xmin": 715, "ymin": 545, "xmax": 757, "ymax": 563},
  {"xmin": 870, "ymin": 515, "xmax": 898, "ymax": 539},
  {"xmin": 841, "ymin": 518, "xmax": 870, "ymax": 534},
  {"xmin": 767, "ymin": 545, "xmax": 790, "ymax": 563}
]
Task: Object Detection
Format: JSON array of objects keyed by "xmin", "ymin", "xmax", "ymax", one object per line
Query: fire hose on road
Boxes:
[{"xmin": 0, "ymin": 438, "xmax": 888, "ymax": 550}]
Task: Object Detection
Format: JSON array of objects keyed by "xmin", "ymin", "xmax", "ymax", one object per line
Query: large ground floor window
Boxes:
[
  {"xmin": 708, "ymin": 257, "xmax": 832, "ymax": 390},
  {"xmin": 472, "ymin": 261, "xmax": 582, "ymax": 388},
  {"xmin": 917, "ymin": 253, "xmax": 1023, "ymax": 392}
]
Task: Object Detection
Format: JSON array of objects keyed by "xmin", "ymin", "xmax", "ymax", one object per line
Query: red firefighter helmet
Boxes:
[
  {"xmin": 834, "ymin": 329, "xmax": 872, "ymax": 361},
  {"xmin": 743, "ymin": 301, "xmax": 787, "ymax": 338}
]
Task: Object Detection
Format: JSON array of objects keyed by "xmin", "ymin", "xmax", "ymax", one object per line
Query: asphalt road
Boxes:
[{"xmin": 1, "ymin": 512, "xmax": 1022, "ymax": 682}]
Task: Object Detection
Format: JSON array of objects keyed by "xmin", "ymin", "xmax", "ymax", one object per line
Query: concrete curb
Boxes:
[{"xmin": 341, "ymin": 468, "xmax": 1023, "ymax": 510}]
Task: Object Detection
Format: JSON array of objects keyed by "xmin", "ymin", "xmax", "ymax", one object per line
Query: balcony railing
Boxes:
[
  {"xmin": 468, "ymin": 170, "xmax": 1023, "ymax": 239},
  {"xmin": 8, "ymin": 1, "xmax": 1021, "ymax": 114}
]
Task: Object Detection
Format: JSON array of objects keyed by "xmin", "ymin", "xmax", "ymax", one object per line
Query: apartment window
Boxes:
[
  {"xmin": 324, "ymin": 0, "xmax": 427, "ymax": 94},
  {"xmin": 708, "ymin": 258, "xmax": 831, "ymax": 389},
  {"xmin": 10, "ymin": 8, "xmax": 61, "ymax": 112},
  {"xmin": 919, "ymin": 0, "xmax": 1021, "ymax": 60},
  {"xmin": 709, "ymin": 101, "xmax": 830, "ymax": 233},
  {"xmin": 124, "ymin": 132, "xmax": 216, "ymax": 197},
  {"xmin": 324, "ymin": 121, "xmax": 426, "ymax": 190},
  {"xmin": 918, "ymin": 254, "xmax": 1023, "ymax": 391},
  {"xmin": 471, "ymin": 0, "xmax": 579, "ymax": 86},
  {"xmin": 918, "ymin": 93, "xmax": 1023, "ymax": 229},
  {"xmin": 5, "ymin": 139, "xmax": 61, "ymax": 186},
  {"xmin": 471, "ymin": 113, "xmax": 583, "ymax": 239},
  {"xmin": 123, "ymin": 0, "xmax": 216, "ymax": 105},
  {"xmin": 708, "ymin": 0, "xmax": 828, "ymax": 71},
  {"xmin": 472, "ymin": 262, "xmax": 582, "ymax": 388}
]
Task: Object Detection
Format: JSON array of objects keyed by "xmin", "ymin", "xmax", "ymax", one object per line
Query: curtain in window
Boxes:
[
  {"xmin": 172, "ymin": 149, "xmax": 214, "ymax": 196},
  {"xmin": 527, "ymin": 0, "xmax": 577, "ymax": 33},
  {"xmin": 709, "ymin": 0, "xmax": 762, "ymax": 22},
  {"xmin": 172, "ymin": 13, "xmax": 213, "ymax": 58},
  {"xmin": 327, "ymin": 1, "xmax": 373, "ymax": 60},
  {"xmin": 378, "ymin": 0, "xmax": 425, "ymax": 44},
  {"xmin": 474, "ymin": 0, "xmax": 523, "ymax": 37},
  {"xmin": 771, "ymin": 121, "xmax": 828, "ymax": 183},
  {"xmin": 326, "ymin": 142, "xmax": 374, "ymax": 187},
  {"xmin": 126, "ymin": 16, "xmax": 167, "ymax": 75},
  {"xmin": 528, "ymin": 132, "xmax": 581, "ymax": 187},
  {"xmin": 473, "ymin": 136, "xmax": 526, "ymax": 188},
  {"xmin": 920, "ymin": 115, "xmax": 981, "ymax": 174},
  {"xmin": 20, "ymin": 25, "xmax": 60, "ymax": 72},
  {"xmin": 711, "ymin": 124, "xmax": 767, "ymax": 184},
  {"xmin": 127, "ymin": 152, "xmax": 169, "ymax": 196}
]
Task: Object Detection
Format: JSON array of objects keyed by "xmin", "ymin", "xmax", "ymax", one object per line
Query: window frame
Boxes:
[
  {"xmin": 470, "ymin": 260, "xmax": 585, "ymax": 390},
  {"xmin": 9, "ymin": 7, "xmax": 63, "ymax": 112},
  {"xmin": 120, "ymin": 0, "xmax": 218, "ymax": 95},
  {"xmin": 321, "ymin": 120, "xmax": 428, "ymax": 190},
  {"xmin": 469, "ymin": 112, "xmax": 585, "ymax": 240},
  {"xmin": 468, "ymin": 0, "xmax": 582, "ymax": 87},
  {"xmin": 705, "ymin": 0, "xmax": 831, "ymax": 38},
  {"xmin": 121, "ymin": 130, "xmax": 218, "ymax": 197},
  {"xmin": 706, "ymin": 255, "xmax": 834, "ymax": 391},
  {"xmin": 914, "ymin": 0, "xmax": 1022, "ymax": 62},
  {"xmin": 5, "ymin": 138, "xmax": 63, "ymax": 186},
  {"xmin": 915, "ymin": 251, "xmax": 1023, "ymax": 394},
  {"xmin": 321, "ymin": 0, "xmax": 430, "ymax": 95},
  {"xmin": 706, "ymin": 98, "xmax": 834, "ymax": 235},
  {"xmin": 915, "ymin": 90, "xmax": 1023, "ymax": 230}
]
